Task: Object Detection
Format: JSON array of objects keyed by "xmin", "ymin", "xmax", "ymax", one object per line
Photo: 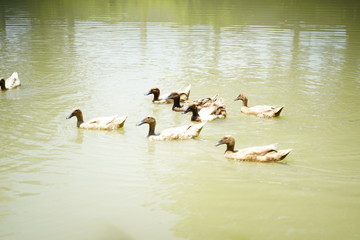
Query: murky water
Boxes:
[{"xmin": 1, "ymin": 0, "xmax": 360, "ymax": 239}]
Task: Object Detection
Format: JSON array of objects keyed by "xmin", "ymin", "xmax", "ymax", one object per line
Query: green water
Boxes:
[{"xmin": 1, "ymin": 0, "xmax": 360, "ymax": 239}]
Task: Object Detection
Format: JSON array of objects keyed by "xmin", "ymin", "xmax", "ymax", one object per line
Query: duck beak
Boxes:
[
  {"xmin": 182, "ymin": 108, "xmax": 190, "ymax": 114},
  {"xmin": 66, "ymin": 112, "xmax": 74, "ymax": 119},
  {"xmin": 145, "ymin": 90, "xmax": 152, "ymax": 96},
  {"xmin": 234, "ymin": 97, "xmax": 240, "ymax": 101},
  {"xmin": 136, "ymin": 120, "xmax": 145, "ymax": 126},
  {"xmin": 215, "ymin": 140, "xmax": 224, "ymax": 146}
]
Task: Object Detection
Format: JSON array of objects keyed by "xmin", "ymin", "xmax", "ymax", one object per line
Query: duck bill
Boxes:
[
  {"xmin": 234, "ymin": 97, "xmax": 240, "ymax": 101},
  {"xmin": 145, "ymin": 90, "xmax": 152, "ymax": 96},
  {"xmin": 136, "ymin": 121, "xmax": 145, "ymax": 126},
  {"xmin": 182, "ymin": 108, "xmax": 190, "ymax": 114},
  {"xmin": 66, "ymin": 113, "xmax": 74, "ymax": 119},
  {"xmin": 215, "ymin": 140, "xmax": 224, "ymax": 146}
]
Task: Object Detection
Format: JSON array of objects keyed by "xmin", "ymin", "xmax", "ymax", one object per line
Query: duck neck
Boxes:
[
  {"xmin": 242, "ymin": 98, "xmax": 248, "ymax": 107},
  {"xmin": 147, "ymin": 122, "xmax": 156, "ymax": 137},
  {"xmin": 152, "ymin": 91, "xmax": 160, "ymax": 101},
  {"xmin": 190, "ymin": 108, "xmax": 200, "ymax": 121},
  {"xmin": 76, "ymin": 113, "xmax": 84, "ymax": 128},
  {"xmin": 0, "ymin": 80, "xmax": 7, "ymax": 90},
  {"xmin": 172, "ymin": 96, "xmax": 182, "ymax": 110},
  {"xmin": 226, "ymin": 143, "xmax": 235, "ymax": 152}
]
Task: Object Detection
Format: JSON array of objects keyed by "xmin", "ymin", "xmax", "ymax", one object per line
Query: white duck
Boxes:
[
  {"xmin": 66, "ymin": 108, "xmax": 127, "ymax": 130},
  {"xmin": 136, "ymin": 116, "xmax": 206, "ymax": 140},
  {"xmin": 215, "ymin": 135, "xmax": 292, "ymax": 162},
  {"xmin": 234, "ymin": 93, "xmax": 284, "ymax": 118},
  {"xmin": 0, "ymin": 72, "xmax": 21, "ymax": 90}
]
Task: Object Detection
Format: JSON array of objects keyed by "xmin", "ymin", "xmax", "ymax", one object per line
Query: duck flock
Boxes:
[{"xmin": 1, "ymin": 72, "xmax": 292, "ymax": 163}]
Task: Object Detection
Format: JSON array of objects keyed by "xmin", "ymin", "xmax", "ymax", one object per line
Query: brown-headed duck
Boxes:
[
  {"xmin": 146, "ymin": 84, "xmax": 191, "ymax": 104},
  {"xmin": 66, "ymin": 108, "xmax": 127, "ymax": 130},
  {"xmin": 136, "ymin": 116, "xmax": 206, "ymax": 140},
  {"xmin": 0, "ymin": 72, "xmax": 21, "ymax": 91},
  {"xmin": 234, "ymin": 93, "xmax": 284, "ymax": 118},
  {"xmin": 183, "ymin": 103, "xmax": 226, "ymax": 122},
  {"xmin": 215, "ymin": 135, "xmax": 292, "ymax": 162}
]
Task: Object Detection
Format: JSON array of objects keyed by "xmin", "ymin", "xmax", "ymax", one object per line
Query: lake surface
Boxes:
[{"xmin": 1, "ymin": 0, "xmax": 360, "ymax": 239}]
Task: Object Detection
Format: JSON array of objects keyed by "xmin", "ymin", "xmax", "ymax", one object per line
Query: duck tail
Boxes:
[
  {"xmin": 192, "ymin": 121, "xmax": 207, "ymax": 133},
  {"xmin": 274, "ymin": 106, "xmax": 284, "ymax": 117},
  {"xmin": 183, "ymin": 84, "xmax": 191, "ymax": 95},
  {"xmin": 278, "ymin": 148, "xmax": 292, "ymax": 160},
  {"xmin": 10, "ymin": 72, "xmax": 19, "ymax": 79},
  {"xmin": 115, "ymin": 115, "xmax": 128, "ymax": 128},
  {"xmin": 211, "ymin": 94, "xmax": 218, "ymax": 101},
  {"xmin": 178, "ymin": 84, "xmax": 192, "ymax": 100},
  {"xmin": 197, "ymin": 121, "xmax": 207, "ymax": 129}
]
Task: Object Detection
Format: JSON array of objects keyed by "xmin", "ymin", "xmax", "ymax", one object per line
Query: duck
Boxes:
[
  {"xmin": 66, "ymin": 108, "xmax": 127, "ymax": 130},
  {"xmin": 136, "ymin": 116, "xmax": 206, "ymax": 140},
  {"xmin": 183, "ymin": 102, "xmax": 226, "ymax": 122},
  {"xmin": 0, "ymin": 72, "xmax": 21, "ymax": 90},
  {"xmin": 166, "ymin": 92, "xmax": 219, "ymax": 112},
  {"xmin": 234, "ymin": 93, "xmax": 284, "ymax": 118},
  {"xmin": 146, "ymin": 84, "xmax": 191, "ymax": 104},
  {"xmin": 215, "ymin": 135, "xmax": 292, "ymax": 162}
]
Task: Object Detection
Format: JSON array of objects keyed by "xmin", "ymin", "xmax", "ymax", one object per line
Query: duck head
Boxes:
[
  {"xmin": 136, "ymin": 116, "xmax": 156, "ymax": 126},
  {"xmin": 167, "ymin": 92, "xmax": 182, "ymax": 109},
  {"xmin": 234, "ymin": 93, "xmax": 248, "ymax": 106},
  {"xmin": 66, "ymin": 108, "xmax": 83, "ymax": 119},
  {"xmin": 183, "ymin": 104, "xmax": 201, "ymax": 121},
  {"xmin": 137, "ymin": 117, "xmax": 156, "ymax": 136},
  {"xmin": 146, "ymin": 88, "xmax": 160, "ymax": 100},
  {"xmin": 234, "ymin": 93, "xmax": 247, "ymax": 101},
  {"xmin": 183, "ymin": 104, "xmax": 198, "ymax": 115},
  {"xmin": 166, "ymin": 92, "xmax": 180, "ymax": 100},
  {"xmin": 215, "ymin": 135, "xmax": 236, "ymax": 152},
  {"xmin": 145, "ymin": 88, "xmax": 159, "ymax": 95},
  {"xmin": 66, "ymin": 108, "xmax": 84, "ymax": 127}
]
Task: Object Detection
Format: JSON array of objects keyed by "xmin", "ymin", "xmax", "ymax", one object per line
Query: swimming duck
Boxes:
[
  {"xmin": 215, "ymin": 135, "xmax": 292, "ymax": 162},
  {"xmin": 183, "ymin": 102, "xmax": 226, "ymax": 122},
  {"xmin": 146, "ymin": 84, "xmax": 191, "ymax": 104},
  {"xmin": 234, "ymin": 93, "xmax": 284, "ymax": 118},
  {"xmin": 0, "ymin": 72, "xmax": 21, "ymax": 90},
  {"xmin": 66, "ymin": 108, "xmax": 127, "ymax": 130},
  {"xmin": 167, "ymin": 92, "xmax": 219, "ymax": 112},
  {"xmin": 136, "ymin": 116, "xmax": 206, "ymax": 140}
]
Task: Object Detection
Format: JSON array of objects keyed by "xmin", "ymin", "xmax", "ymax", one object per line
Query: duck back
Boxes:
[{"xmin": 80, "ymin": 115, "xmax": 127, "ymax": 130}]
